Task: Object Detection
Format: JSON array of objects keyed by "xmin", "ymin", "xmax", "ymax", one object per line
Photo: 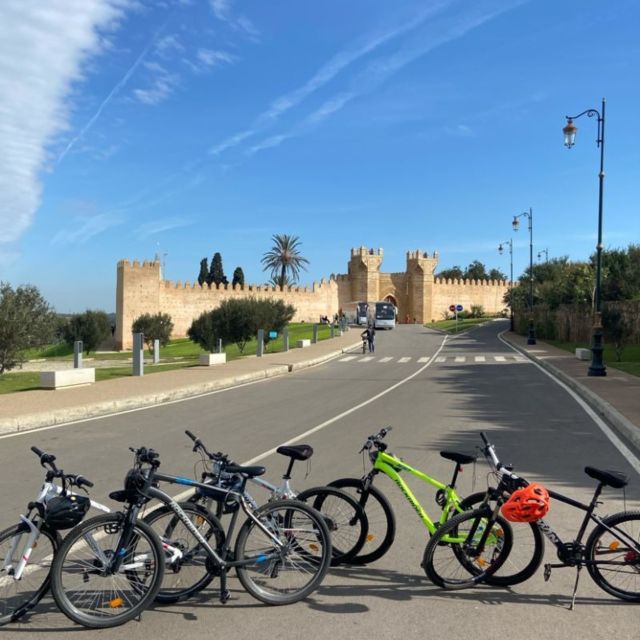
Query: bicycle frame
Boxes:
[{"xmin": 371, "ymin": 450, "xmax": 463, "ymax": 534}]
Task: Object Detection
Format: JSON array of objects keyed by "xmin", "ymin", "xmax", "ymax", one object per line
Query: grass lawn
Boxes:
[
  {"xmin": 427, "ymin": 318, "xmax": 493, "ymax": 333},
  {"xmin": 0, "ymin": 323, "xmax": 339, "ymax": 395},
  {"xmin": 546, "ymin": 340, "xmax": 640, "ymax": 378}
]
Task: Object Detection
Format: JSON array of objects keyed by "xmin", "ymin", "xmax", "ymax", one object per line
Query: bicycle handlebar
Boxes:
[
  {"xmin": 359, "ymin": 426, "xmax": 393, "ymax": 453},
  {"xmin": 184, "ymin": 430, "xmax": 232, "ymax": 465},
  {"xmin": 31, "ymin": 446, "xmax": 94, "ymax": 489}
]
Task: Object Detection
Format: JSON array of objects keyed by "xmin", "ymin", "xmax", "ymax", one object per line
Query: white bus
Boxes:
[
  {"xmin": 374, "ymin": 301, "xmax": 396, "ymax": 329},
  {"xmin": 356, "ymin": 301, "xmax": 369, "ymax": 325}
]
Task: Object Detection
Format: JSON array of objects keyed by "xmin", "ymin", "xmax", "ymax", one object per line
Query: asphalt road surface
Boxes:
[{"xmin": 1, "ymin": 320, "xmax": 638, "ymax": 639}]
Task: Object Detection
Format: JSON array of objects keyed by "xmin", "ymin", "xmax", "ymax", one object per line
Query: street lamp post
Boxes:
[
  {"xmin": 498, "ymin": 239, "xmax": 514, "ymax": 331},
  {"xmin": 512, "ymin": 208, "xmax": 536, "ymax": 345},
  {"xmin": 537, "ymin": 248, "xmax": 549, "ymax": 262},
  {"xmin": 563, "ymin": 98, "xmax": 607, "ymax": 377}
]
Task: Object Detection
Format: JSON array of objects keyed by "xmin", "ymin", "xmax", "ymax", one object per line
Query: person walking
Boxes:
[{"xmin": 361, "ymin": 324, "xmax": 375, "ymax": 353}]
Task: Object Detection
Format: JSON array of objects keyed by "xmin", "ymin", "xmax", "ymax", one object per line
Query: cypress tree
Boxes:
[
  {"xmin": 232, "ymin": 267, "xmax": 245, "ymax": 287},
  {"xmin": 197, "ymin": 258, "xmax": 209, "ymax": 286}
]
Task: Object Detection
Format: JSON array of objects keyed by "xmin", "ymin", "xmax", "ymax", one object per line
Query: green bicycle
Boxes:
[{"xmin": 329, "ymin": 427, "xmax": 544, "ymax": 585}]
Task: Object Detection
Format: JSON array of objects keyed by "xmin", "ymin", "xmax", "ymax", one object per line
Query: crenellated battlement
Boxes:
[
  {"xmin": 350, "ymin": 246, "xmax": 383, "ymax": 258},
  {"xmin": 406, "ymin": 250, "xmax": 439, "ymax": 260},
  {"xmin": 434, "ymin": 277, "xmax": 508, "ymax": 287}
]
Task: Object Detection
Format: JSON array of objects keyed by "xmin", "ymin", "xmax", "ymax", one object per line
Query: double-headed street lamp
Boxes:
[
  {"xmin": 563, "ymin": 98, "xmax": 607, "ymax": 377},
  {"xmin": 498, "ymin": 239, "xmax": 514, "ymax": 331},
  {"xmin": 537, "ymin": 248, "xmax": 549, "ymax": 262},
  {"xmin": 512, "ymin": 208, "xmax": 536, "ymax": 345}
]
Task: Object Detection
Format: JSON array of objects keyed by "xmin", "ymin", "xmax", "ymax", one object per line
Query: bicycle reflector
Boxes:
[{"xmin": 501, "ymin": 483, "xmax": 550, "ymax": 523}]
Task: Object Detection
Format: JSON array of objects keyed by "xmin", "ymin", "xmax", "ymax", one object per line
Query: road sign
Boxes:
[
  {"xmin": 269, "ymin": 331, "xmax": 278, "ymax": 339},
  {"xmin": 456, "ymin": 304, "xmax": 463, "ymax": 312},
  {"xmin": 449, "ymin": 305, "xmax": 455, "ymax": 312}
]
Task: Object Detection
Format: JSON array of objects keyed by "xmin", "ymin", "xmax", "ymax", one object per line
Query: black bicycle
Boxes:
[
  {"xmin": 50, "ymin": 446, "xmax": 332, "ymax": 628},
  {"xmin": 423, "ymin": 433, "xmax": 640, "ymax": 606}
]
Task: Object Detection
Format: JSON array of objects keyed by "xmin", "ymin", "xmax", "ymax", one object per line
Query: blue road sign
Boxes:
[
  {"xmin": 269, "ymin": 330, "xmax": 278, "ymax": 339},
  {"xmin": 455, "ymin": 304, "xmax": 463, "ymax": 312}
]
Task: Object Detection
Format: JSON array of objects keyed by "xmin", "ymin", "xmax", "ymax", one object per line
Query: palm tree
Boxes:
[{"xmin": 261, "ymin": 234, "xmax": 309, "ymax": 289}]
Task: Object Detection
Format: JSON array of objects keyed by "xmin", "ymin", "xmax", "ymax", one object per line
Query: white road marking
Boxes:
[
  {"xmin": 475, "ymin": 356, "xmax": 486, "ymax": 362},
  {"xmin": 398, "ymin": 357, "xmax": 411, "ymax": 363},
  {"xmin": 495, "ymin": 355, "xmax": 506, "ymax": 362},
  {"xmin": 454, "ymin": 356, "xmax": 465, "ymax": 363},
  {"xmin": 359, "ymin": 356, "xmax": 375, "ymax": 362},
  {"xmin": 379, "ymin": 357, "xmax": 393, "ymax": 363},
  {"xmin": 417, "ymin": 357, "xmax": 429, "ymax": 363},
  {"xmin": 435, "ymin": 356, "xmax": 446, "ymax": 363},
  {"xmin": 339, "ymin": 356, "xmax": 357, "ymax": 362}
]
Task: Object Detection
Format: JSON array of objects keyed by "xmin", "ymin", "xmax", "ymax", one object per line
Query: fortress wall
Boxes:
[
  {"xmin": 431, "ymin": 278, "xmax": 509, "ymax": 320},
  {"xmin": 116, "ymin": 259, "xmax": 340, "ymax": 349}
]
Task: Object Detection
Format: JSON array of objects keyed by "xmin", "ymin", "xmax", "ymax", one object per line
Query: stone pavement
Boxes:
[
  {"xmin": 502, "ymin": 331, "xmax": 640, "ymax": 453},
  {"xmin": 1, "ymin": 329, "xmax": 638, "ymax": 457}
]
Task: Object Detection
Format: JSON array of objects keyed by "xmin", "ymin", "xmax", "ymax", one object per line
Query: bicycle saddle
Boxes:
[
  {"xmin": 584, "ymin": 466, "xmax": 628, "ymax": 489},
  {"xmin": 276, "ymin": 445, "xmax": 314, "ymax": 461},
  {"xmin": 440, "ymin": 451, "xmax": 476, "ymax": 465},
  {"xmin": 224, "ymin": 463, "xmax": 266, "ymax": 478}
]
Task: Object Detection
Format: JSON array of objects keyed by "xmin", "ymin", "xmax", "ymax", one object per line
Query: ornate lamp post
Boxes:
[
  {"xmin": 563, "ymin": 98, "xmax": 606, "ymax": 376},
  {"xmin": 498, "ymin": 239, "xmax": 514, "ymax": 331},
  {"xmin": 512, "ymin": 208, "xmax": 536, "ymax": 345},
  {"xmin": 537, "ymin": 249, "xmax": 549, "ymax": 262}
]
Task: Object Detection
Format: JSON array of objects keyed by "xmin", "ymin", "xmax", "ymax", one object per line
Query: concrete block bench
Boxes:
[
  {"xmin": 199, "ymin": 353, "xmax": 227, "ymax": 366},
  {"xmin": 575, "ymin": 348, "xmax": 591, "ymax": 361},
  {"xmin": 40, "ymin": 368, "xmax": 95, "ymax": 389},
  {"xmin": 297, "ymin": 339, "xmax": 311, "ymax": 348}
]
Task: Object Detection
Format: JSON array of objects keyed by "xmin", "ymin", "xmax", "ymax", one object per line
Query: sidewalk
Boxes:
[
  {"xmin": 0, "ymin": 332, "xmax": 363, "ymax": 435},
  {"xmin": 502, "ymin": 332, "xmax": 640, "ymax": 453}
]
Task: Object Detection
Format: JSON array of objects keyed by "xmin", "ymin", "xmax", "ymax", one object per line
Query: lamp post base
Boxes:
[
  {"xmin": 527, "ymin": 319, "xmax": 536, "ymax": 345},
  {"xmin": 588, "ymin": 325, "xmax": 607, "ymax": 377}
]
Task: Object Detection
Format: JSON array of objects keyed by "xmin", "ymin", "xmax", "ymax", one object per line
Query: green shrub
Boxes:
[
  {"xmin": 132, "ymin": 313, "xmax": 174, "ymax": 352},
  {"xmin": 62, "ymin": 310, "xmax": 111, "ymax": 355}
]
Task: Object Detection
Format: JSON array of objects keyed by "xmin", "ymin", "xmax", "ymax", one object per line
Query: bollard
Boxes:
[
  {"xmin": 312, "ymin": 324, "xmax": 318, "ymax": 344},
  {"xmin": 283, "ymin": 327, "xmax": 289, "ymax": 352},
  {"xmin": 257, "ymin": 329, "xmax": 264, "ymax": 357},
  {"xmin": 153, "ymin": 339, "xmax": 160, "ymax": 364},
  {"xmin": 73, "ymin": 341, "xmax": 83, "ymax": 369},
  {"xmin": 217, "ymin": 338, "xmax": 222, "ymax": 354},
  {"xmin": 133, "ymin": 332, "xmax": 144, "ymax": 376},
  {"xmin": 330, "ymin": 324, "xmax": 335, "ymax": 338}
]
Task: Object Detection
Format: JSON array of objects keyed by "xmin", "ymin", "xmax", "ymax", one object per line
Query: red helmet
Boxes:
[{"xmin": 501, "ymin": 483, "xmax": 550, "ymax": 523}]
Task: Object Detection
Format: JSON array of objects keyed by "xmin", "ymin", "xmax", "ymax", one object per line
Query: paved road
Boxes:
[{"xmin": 2, "ymin": 321, "xmax": 638, "ymax": 639}]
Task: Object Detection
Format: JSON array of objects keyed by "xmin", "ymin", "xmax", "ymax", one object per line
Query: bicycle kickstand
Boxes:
[
  {"xmin": 569, "ymin": 566, "xmax": 582, "ymax": 611},
  {"xmin": 219, "ymin": 571, "xmax": 231, "ymax": 604}
]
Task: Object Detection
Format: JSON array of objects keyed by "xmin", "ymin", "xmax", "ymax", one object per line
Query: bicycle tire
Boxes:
[
  {"xmin": 585, "ymin": 509, "xmax": 640, "ymax": 602},
  {"xmin": 328, "ymin": 477, "xmax": 395, "ymax": 565},
  {"xmin": 143, "ymin": 502, "xmax": 225, "ymax": 604},
  {"xmin": 235, "ymin": 500, "xmax": 331, "ymax": 605},
  {"xmin": 296, "ymin": 486, "xmax": 368, "ymax": 566},
  {"xmin": 51, "ymin": 513, "xmax": 164, "ymax": 628},
  {"xmin": 0, "ymin": 523, "xmax": 60, "ymax": 625},
  {"xmin": 423, "ymin": 507, "xmax": 513, "ymax": 589},
  {"xmin": 460, "ymin": 491, "xmax": 544, "ymax": 586}
]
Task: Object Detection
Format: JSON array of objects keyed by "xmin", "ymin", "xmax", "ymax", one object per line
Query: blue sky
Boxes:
[{"xmin": 1, "ymin": 0, "xmax": 639, "ymax": 312}]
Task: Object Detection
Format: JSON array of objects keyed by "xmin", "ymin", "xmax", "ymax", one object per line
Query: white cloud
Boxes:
[
  {"xmin": 0, "ymin": 0, "xmax": 131, "ymax": 244},
  {"xmin": 208, "ymin": 0, "xmax": 259, "ymax": 40},
  {"xmin": 196, "ymin": 48, "xmax": 237, "ymax": 68},
  {"xmin": 133, "ymin": 62, "xmax": 179, "ymax": 105},
  {"xmin": 135, "ymin": 217, "xmax": 193, "ymax": 237},
  {"xmin": 51, "ymin": 212, "xmax": 124, "ymax": 246}
]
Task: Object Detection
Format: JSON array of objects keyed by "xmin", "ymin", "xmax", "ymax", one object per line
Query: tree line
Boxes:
[{"xmin": 436, "ymin": 261, "xmax": 507, "ymax": 282}]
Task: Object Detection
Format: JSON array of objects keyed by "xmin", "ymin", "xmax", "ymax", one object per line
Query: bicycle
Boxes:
[
  {"xmin": 329, "ymin": 427, "xmax": 543, "ymax": 586},
  {"xmin": 144, "ymin": 430, "xmax": 366, "ymax": 603},
  {"xmin": 51, "ymin": 446, "xmax": 332, "ymax": 628},
  {"xmin": 0, "ymin": 447, "xmax": 101, "ymax": 625},
  {"xmin": 183, "ymin": 431, "xmax": 367, "ymax": 564},
  {"xmin": 422, "ymin": 432, "xmax": 640, "ymax": 606}
]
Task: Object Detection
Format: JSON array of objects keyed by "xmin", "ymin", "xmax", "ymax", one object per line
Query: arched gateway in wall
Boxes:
[{"xmin": 115, "ymin": 248, "xmax": 509, "ymax": 349}]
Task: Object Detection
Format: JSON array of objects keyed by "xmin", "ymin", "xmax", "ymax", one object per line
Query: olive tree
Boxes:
[
  {"xmin": 132, "ymin": 312, "xmax": 174, "ymax": 352},
  {"xmin": 0, "ymin": 283, "xmax": 57, "ymax": 374},
  {"xmin": 62, "ymin": 310, "xmax": 111, "ymax": 355}
]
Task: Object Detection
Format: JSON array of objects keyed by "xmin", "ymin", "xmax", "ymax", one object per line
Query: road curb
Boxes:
[
  {"xmin": 0, "ymin": 341, "xmax": 363, "ymax": 436},
  {"xmin": 503, "ymin": 335, "xmax": 640, "ymax": 453}
]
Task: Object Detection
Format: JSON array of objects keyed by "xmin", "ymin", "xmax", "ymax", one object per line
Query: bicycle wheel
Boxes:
[
  {"xmin": 586, "ymin": 510, "xmax": 640, "ymax": 602},
  {"xmin": 423, "ymin": 507, "xmax": 513, "ymax": 589},
  {"xmin": 51, "ymin": 513, "xmax": 164, "ymax": 628},
  {"xmin": 143, "ymin": 502, "xmax": 225, "ymax": 603},
  {"xmin": 235, "ymin": 499, "xmax": 331, "ymax": 605},
  {"xmin": 296, "ymin": 486, "xmax": 368, "ymax": 566},
  {"xmin": 0, "ymin": 523, "xmax": 60, "ymax": 625},
  {"xmin": 460, "ymin": 491, "xmax": 544, "ymax": 586},
  {"xmin": 328, "ymin": 477, "xmax": 395, "ymax": 565}
]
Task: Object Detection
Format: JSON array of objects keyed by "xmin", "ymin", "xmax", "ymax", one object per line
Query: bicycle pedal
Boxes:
[
  {"xmin": 544, "ymin": 564, "xmax": 552, "ymax": 582},
  {"xmin": 220, "ymin": 589, "xmax": 231, "ymax": 604}
]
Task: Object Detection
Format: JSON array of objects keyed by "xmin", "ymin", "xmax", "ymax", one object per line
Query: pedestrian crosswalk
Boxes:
[{"xmin": 337, "ymin": 354, "xmax": 527, "ymax": 365}]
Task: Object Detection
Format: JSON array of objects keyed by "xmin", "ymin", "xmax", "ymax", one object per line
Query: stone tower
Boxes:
[
  {"xmin": 348, "ymin": 247, "xmax": 383, "ymax": 303},
  {"xmin": 406, "ymin": 250, "xmax": 439, "ymax": 323}
]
